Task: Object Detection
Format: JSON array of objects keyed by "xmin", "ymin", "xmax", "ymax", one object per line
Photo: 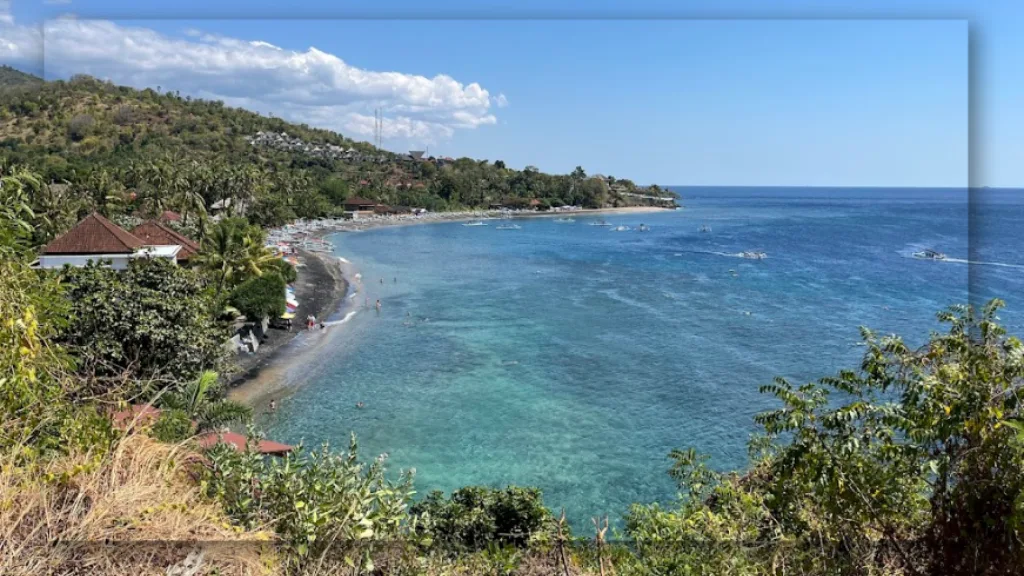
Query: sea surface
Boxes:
[{"xmin": 264, "ymin": 187, "xmax": 1024, "ymax": 527}]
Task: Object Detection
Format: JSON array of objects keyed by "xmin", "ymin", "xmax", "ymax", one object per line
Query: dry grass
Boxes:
[{"xmin": 0, "ymin": 433, "xmax": 279, "ymax": 576}]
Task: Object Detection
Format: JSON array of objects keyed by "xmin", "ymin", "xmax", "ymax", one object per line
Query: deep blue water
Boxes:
[{"xmin": 264, "ymin": 187, "xmax": 1024, "ymax": 527}]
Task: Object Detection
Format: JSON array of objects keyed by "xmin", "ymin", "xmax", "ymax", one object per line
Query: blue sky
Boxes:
[{"xmin": 2, "ymin": 0, "xmax": 1020, "ymax": 187}]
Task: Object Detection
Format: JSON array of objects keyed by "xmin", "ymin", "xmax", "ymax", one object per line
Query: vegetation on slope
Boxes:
[{"xmin": 0, "ymin": 71, "xmax": 676, "ymax": 244}]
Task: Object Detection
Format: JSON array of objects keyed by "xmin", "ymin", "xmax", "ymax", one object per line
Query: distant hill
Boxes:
[
  {"xmin": 0, "ymin": 73, "xmax": 675, "ymax": 230},
  {"xmin": 0, "ymin": 66, "xmax": 43, "ymax": 89}
]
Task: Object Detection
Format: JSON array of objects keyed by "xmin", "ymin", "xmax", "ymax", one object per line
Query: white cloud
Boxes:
[
  {"xmin": 0, "ymin": 17, "xmax": 501, "ymax": 145},
  {"xmin": 0, "ymin": 1, "xmax": 12, "ymax": 25}
]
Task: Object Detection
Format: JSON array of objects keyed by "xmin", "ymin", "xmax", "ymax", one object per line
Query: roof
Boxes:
[
  {"xmin": 131, "ymin": 220, "xmax": 201, "ymax": 261},
  {"xmin": 196, "ymin": 431, "xmax": 294, "ymax": 456},
  {"xmin": 158, "ymin": 210, "xmax": 182, "ymax": 222},
  {"xmin": 111, "ymin": 404, "xmax": 163, "ymax": 429},
  {"xmin": 42, "ymin": 212, "xmax": 144, "ymax": 255},
  {"xmin": 343, "ymin": 196, "xmax": 377, "ymax": 206}
]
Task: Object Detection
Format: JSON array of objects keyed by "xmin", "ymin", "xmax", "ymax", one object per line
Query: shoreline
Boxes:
[{"xmin": 228, "ymin": 205, "xmax": 674, "ymax": 407}]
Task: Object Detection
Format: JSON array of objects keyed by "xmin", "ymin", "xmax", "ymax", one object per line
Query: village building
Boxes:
[
  {"xmin": 131, "ymin": 220, "xmax": 202, "ymax": 264},
  {"xmin": 37, "ymin": 212, "xmax": 189, "ymax": 270}
]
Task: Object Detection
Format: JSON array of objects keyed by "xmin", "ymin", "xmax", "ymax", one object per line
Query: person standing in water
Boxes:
[
  {"xmin": 375, "ymin": 299, "xmax": 382, "ymax": 313},
  {"xmin": 268, "ymin": 399, "xmax": 277, "ymax": 413}
]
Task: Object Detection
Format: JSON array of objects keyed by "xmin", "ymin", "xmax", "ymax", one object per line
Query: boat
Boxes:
[
  {"xmin": 913, "ymin": 249, "xmax": 947, "ymax": 260},
  {"xmin": 740, "ymin": 251, "xmax": 766, "ymax": 260},
  {"xmin": 638, "ymin": 224, "xmax": 651, "ymax": 232},
  {"xmin": 496, "ymin": 224, "xmax": 522, "ymax": 230},
  {"xmin": 462, "ymin": 221, "xmax": 488, "ymax": 227},
  {"xmin": 589, "ymin": 219, "xmax": 612, "ymax": 227},
  {"xmin": 700, "ymin": 225, "xmax": 711, "ymax": 233},
  {"xmin": 610, "ymin": 225, "xmax": 630, "ymax": 232},
  {"xmin": 554, "ymin": 218, "xmax": 576, "ymax": 223}
]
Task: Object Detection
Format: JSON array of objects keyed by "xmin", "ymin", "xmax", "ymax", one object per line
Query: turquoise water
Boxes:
[{"xmin": 265, "ymin": 188, "xmax": 1024, "ymax": 526}]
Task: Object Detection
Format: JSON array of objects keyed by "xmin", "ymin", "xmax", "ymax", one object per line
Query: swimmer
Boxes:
[{"xmin": 356, "ymin": 402, "xmax": 365, "ymax": 409}]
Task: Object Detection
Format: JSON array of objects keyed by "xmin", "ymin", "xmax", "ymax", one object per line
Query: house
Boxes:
[
  {"xmin": 131, "ymin": 220, "xmax": 202, "ymax": 264},
  {"xmin": 342, "ymin": 196, "xmax": 378, "ymax": 212},
  {"xmin": 38, "ymin": 212, "xmax": 184, "ymax": 270}
]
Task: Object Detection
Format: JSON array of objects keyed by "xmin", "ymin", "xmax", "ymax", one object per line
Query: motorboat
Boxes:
[
  {"xmin": 913, "ymin": 248, "xmax": 947, "ymax": 260},
  {"xmin": 589, "ymin": 219, "xmax": 612, "ymax": 226},
  {"xmin": 638, "ymin": 224, "xmax": 651, "ymax": 232},
  {"xmin": 462, "ymin": 221, "xmax": 488, "ymax": 227},
  {"xmin": 740, "ymin": 251, "xmax": 767, "ymax": 260},
  {"xmin": 496, "ymin": 223, "xmax": 522, "ymax": 230},
  {"xmin": 699, "ymin": 225, "xmax": 711, "ymax": 233},
  {"xmin": 610, "ymin": 225, "xmax": 630, "ymax": 232},
  {"xmin": 554, "ymin": 218, "xmax": 576, "ymax": 223}
]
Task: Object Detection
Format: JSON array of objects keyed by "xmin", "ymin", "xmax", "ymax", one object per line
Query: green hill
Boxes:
[
  {"xmin": 0, "ymin": 65, "xmax": 44, "ymax": 89},
  {"xmin": 0, "ymin": 73, "xmax": 674, "ymax": 232}
]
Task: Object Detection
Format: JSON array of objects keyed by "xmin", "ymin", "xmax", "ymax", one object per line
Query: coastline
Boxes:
[{"xmin": 228, "ymin": 205, "xmax": 673, "ymax": 407}]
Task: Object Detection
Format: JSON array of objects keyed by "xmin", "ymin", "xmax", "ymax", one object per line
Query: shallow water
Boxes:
[{"xmin": 263, "ymin": 187, "xmax": 1024, "ymax": 527}]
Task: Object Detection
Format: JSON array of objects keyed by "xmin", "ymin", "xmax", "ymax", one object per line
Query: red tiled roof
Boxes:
[
  {"xmin": 131, "ymin": 220, "xmax": 201, "ymax": 261},
  {"xmin": 42, "ymin": 212, "xmax": 144, "ymax": 255},
  {"xmin": 159, "ymin": 210, "xmax": 182, "ymax": 222},
  {"xmin": 111, "ymin": 404, "xmax": 163, "ymax": 429},
  {"xmin": 197, "ymin": 431, "xmax": 294, "ymax": 456}
]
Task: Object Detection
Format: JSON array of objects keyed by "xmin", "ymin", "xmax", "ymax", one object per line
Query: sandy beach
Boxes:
[{"xmin": 228, "ymin": 205, "xmax": 675, "ymax": 407}]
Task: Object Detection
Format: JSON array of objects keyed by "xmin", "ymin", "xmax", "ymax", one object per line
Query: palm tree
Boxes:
[
  {"xmin": 195, "ymin": 218, "xmax": 276, "ymax": 295},
  {"xmin": 161, "ymin": 370, "xmax": 251, "ymax": 432}
]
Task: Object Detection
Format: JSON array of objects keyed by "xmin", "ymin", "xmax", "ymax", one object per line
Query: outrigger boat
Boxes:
[
  {"xmin": 913, "ymin": 248, "xmax": 947, "ymax": 260},
  {"xmin": 589, "ymin": 219, "xmax": 612, "ymax": 226},
  {"xmin": 554, "ymin": 217, "xmax": 576, "ymax": 223},
  {"xmin": 462, "ymin": 221, "xmax": 488, "ymax": 227},
  {"xmin": 740, "ymin": 251, "xmax": 767, "ymax": 260},
  {"xmin": 496, "ymin": 223, "xmax": 522, "ymax": 230}
]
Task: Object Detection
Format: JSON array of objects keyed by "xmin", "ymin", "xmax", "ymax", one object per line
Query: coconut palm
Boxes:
[
  {"xmin": 161, "ymin": 370, "xmax": 251, "ymax": 432},
  {"xmin": 195, "ymin": 217, "xmax": 277, "ymax": 295}
]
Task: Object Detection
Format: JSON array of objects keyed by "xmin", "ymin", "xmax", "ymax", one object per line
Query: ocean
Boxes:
[{"xmin": 263, "ymin": 187, "xmax": 1024, "ymax": 527}]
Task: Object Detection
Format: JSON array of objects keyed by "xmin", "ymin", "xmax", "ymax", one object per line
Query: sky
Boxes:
[{"xmin": 0, "ymin": 0, "xmax": 1019, "ymax": 187}]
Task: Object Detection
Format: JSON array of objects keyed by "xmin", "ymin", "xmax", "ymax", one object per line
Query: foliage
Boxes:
[
  {"xmin": 195, "ymin": 217, "xmax": 277, "ymax": 295},
  {"xmin": 0, "ymin": 72, "xmax": 674, "ymax": 239},
  {"xmin": 229, "ymin": 271, "xmax": 287, "ymax": 321},
  {"xmin": 159, "ymin": 370, "xmax": 251, "ymax": 432},
  {"xmin": 625, "ymin": 300, "xmax": 1024, "ymax": 576},
  {"xmin": 150, "ymin": 408, "xmax": 195, "ymax": 443},
  {"xmin": 202, "ymin": 431, "xmax": 416, "ymax": 570},
  {"xmin": 58, "ymin": 257, "xmax": 226, "ymax": 386},
  {"xmin": 265, "ymin": 257, "xmax": 298, "ymax": 284},
  {"xmin": 411, "ymin": 486, "xmax": 555, "ymax": 554}
]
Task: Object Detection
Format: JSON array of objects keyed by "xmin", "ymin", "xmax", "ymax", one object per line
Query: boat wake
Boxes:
[{"xmin": 940, "ymin": 257, "xmax": 1024, "ymax": 269}]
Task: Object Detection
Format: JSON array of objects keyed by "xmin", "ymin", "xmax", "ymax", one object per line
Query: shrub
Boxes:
[
  {"xmin": 410, "ymin": 486, "xmax": 554, "ymax": 553},
  {"xmin": 228, "ymin": 271, "xmax": 286, "ymax": 321},
  {"xmin": 202, "ymin": 432, "xmax": 416, "ymax": 570},
  {"xmin": 67, "ymin": 114, "xmax": 94, "ymax": 141},
  {"xmin": 151, "ymin": 408, "xmax": 195, "ymax": 443}
]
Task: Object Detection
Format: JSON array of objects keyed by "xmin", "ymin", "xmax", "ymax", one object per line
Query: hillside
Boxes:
[
  {"xmin": 0, "ymin": 72, "xmax": 676, "ymax": 235},
  {"xmin": 0, "ymin": 65, "xmax": 43, "ymax": 89}
]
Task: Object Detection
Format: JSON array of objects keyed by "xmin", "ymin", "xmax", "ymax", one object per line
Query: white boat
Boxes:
[
  {"xmin": 589, "ymin": 219, "xmax": 612, "ymax": 227},
  {"xmin": 462, "ymin": 221, "xmax": 488, "ymax": 227},
  {"xmin": 740, "ymin": 251, "xmax": 766, "ymax": 260},
  {"xmin": 610, "ymin": 225, "xmax": 630, "ymax": 232},
  {"xmin": 554, "ymin": 218, "xmax": 576, "ymax": 223},
  {"xmin": 638, "ymin": 224, "xmax": 651, "ymax": 232},
  {"xmin": 496, "ymin": 224, "xmax": 521, "ymax": 230},
  {"xmin": 700, "ymin": 225, "xmax": 711, "ymax": 233},
  {"xmin": 913, "ymin": 248, "xmax": 947, "ymax": 260}
]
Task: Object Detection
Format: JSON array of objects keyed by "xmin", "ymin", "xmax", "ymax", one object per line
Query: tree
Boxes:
[
  {"xmin": 626, "ymin": 300, "xmax": 1024, "ymax": 576},
  {"xmin": 160, "ymin": 370, "xmax": 251, "ymax": 432},
  {"xmin": 229, "ymin": 272, "xmax": 286, "ymax": 321},
  {"xmin": 59, "ymin": 258, "xmax": 226, "ymax": 385},
  {"xmin": 195, "ymin": 217, "xmax": 277, "ymax": 296}
]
